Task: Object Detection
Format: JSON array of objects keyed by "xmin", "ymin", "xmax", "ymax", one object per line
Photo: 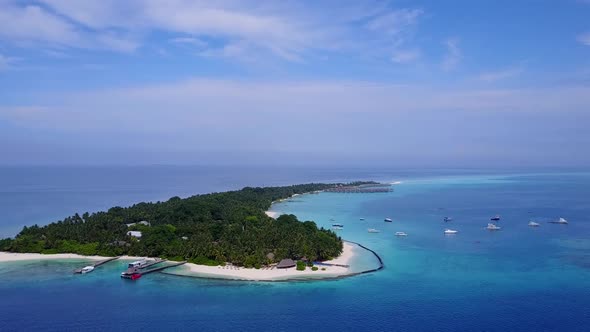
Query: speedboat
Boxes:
[
  {"xmin": 332, "ymin": 223, "xmax": 343, "ymax": 227},
  {"xmin": 549, "ymin": 217, "xmax": 568, "ymax": 224},
  {"xmin": 81, "ymin": 266, "xmax": 94, "ymax": 274},
  {"xmin": 359, "ymin": 218, "xmax": 365, "ymax": 221},
  {"xmin": 332, "ymin": 226, "xmax": 343, "ymax": 230},
  {"xmin": 486, "ymin": 223, "xmax": 501, "ymax": 230},
  {"xmin": 528, "ymin": 221, "xmax": 540, "ymax": 227},
  {"xmin": 395, "ymin": 232, "xmax": 408, "ymax": 236},
  {"xmin": 444, "ymin": 217, "xmax": 453, "ymax": 222},
  {"xmin": 121, "ymin": 267, "xmax": 142, "ymax": 280},
  {"xmin": 368, "ymin": 228, "xmax": 381, "ymax": 233},
  {"xmin": 444, "ymin": 229, "xmax": 458, "ymax": 235},
  {"xmin": 490, "ymin": 215, "xmax": 501, "ymax": 221},
  {"xmin": 384, "ymin": 218, "xmax": 393, "ymax": 222}
]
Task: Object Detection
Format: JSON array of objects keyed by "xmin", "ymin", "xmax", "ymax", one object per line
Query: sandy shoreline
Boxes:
[
  {"xmin": 265, "ymin": 210, "xmax": 279, "ymax": 218},
  {"xmin": 170, "ymin": 241, "xmax": 356, "ymax": 281},
  {"xmin": 0, "ymin": 243, "xmax": 359, "ymax": 282}
]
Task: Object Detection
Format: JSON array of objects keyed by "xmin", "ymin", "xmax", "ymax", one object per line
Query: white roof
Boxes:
[{"xmin": 127, "ymin": 231, "xmax": 142, "ymax": 238}]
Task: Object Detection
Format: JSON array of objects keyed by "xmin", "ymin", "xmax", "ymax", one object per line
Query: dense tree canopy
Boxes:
[{"xmin": 0, "ymin": 183, "xmax": 368, "ymax": 266}]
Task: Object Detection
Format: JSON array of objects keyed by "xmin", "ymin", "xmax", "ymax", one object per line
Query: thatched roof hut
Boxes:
[{"xmin": 276, "ymin": 259, "xmax": 296, "ymax": 269}]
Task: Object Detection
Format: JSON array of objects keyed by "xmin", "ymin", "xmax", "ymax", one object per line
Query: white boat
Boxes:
[
  {"xmin": 395, "ymin": 231, "xmax": 408, "ymax": 236},
  {"xmin": 368, "ymin": 228, "xmax": 381, "ymax": 233},
  {"xmin": 359, "ymin": 218, "xmax": 365, "ymax": 220},
  {"xmin": 332, "ymin": 226, "xmax": 343, "ymax": 230},
  {"xmin": 486, "ymin": 223, "xmax": 501, "ymax": 230},
  {"xmin": 81, "ymin": 266, "xmax": 94, "ymax": 274},
  {"xmin": 128, "ymin": 259, "xmax": 148, "ymax": 268},
  {"xmin": 444, "ymin": 229, "xmax": 458, "ymax": 235},
  {"xmin": 549, "ymin": 217, "xmax": 568, "ymax": 224},
  {"xmin": 528, "ymin": 221, "xmax": 540, "ymax": 227},
  {"xmin": 384, "ymin": 218, "xmax": 393, "ymax": 222}
]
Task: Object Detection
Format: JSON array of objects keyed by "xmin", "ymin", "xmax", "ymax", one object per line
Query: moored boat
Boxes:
[
  {"xmin": 128, "ymin": 259, "xmax": 148, "ymax": 269},
  {"xmin": 528, "ymin": 221, "xmax": 540, "ymax": 227},
  {"xmin": 81, "ymin": 266, "xmax": 94, "ymax": 274},
  {"xmin": 121, "ymin": 267, "xmax": 142, "ymax": 280},
  {"xmin": 486, "ymin": 223, "xmax": 501, "ymax": 230},
  {"xmin": 395, "ymin": 231, "xmax": 408, "ymax": 236},
  {"xmin": 490, "ymin": 215, "xmax": 501, "ymax": 221},
  {"xmin": 368, "ymin": 228, "xmax": 381, "ymax": 233},
  {"xmin": 444, "ymin": 217, "xmax": 453, "ymax": 222},
  {"xmin": 444, "ymin": 229, "xmax": 458, "ymax": 235},
  {"xmin": 332, "ymin": 223, "xmax": 344, "ymax": 227},
  {"xmin": 384, "ymin": 218, "xmax": 393, "ymax": 222},
  {"xmin": 332, "ymin": 226, "xmax": 343, "ymax": 230}
]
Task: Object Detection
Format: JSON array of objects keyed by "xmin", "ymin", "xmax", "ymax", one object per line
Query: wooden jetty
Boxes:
[
  {"xmin": 133, "ymin": 261, "xmax": 187, "ymax": 276},
  {"xmin": 140, "ymin": 258, "xmax": 167, "ymax": 269},
  {"xmin": 74, "ymin": 256, "xmax": 121, "ymax": 274}
]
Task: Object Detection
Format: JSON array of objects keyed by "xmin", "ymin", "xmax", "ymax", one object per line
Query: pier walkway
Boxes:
[{"xmin": 74, "ymin": 256, "xmax": 121, "ymax": 273}]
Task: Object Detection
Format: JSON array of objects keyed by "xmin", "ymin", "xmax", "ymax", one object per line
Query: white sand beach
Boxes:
[
  {"xmin": 265, "ymin": 211, "xmax": 279, "ymax": 218},
  {"xmin": 173, "ymin": 241, "xmax": 357, "ymax": 281},
  {"xmin": 0, "ymin": 244, "xmax": 359, "ymax": 282}
]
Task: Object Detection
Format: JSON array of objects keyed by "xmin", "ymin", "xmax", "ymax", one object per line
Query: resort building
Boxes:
[
  {"xmin": 127, "ymin": 231, "xmax": 142, "ymax": 238},
  {"xmin": 276, "ymin": 259, "xmax": 296, "ymax": 269},
  {"xmin": 125, "ymin": 220, "xmax": 151, "ymax": 227}
]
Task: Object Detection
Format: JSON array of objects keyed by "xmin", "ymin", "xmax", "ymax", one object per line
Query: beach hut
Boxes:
[{"xmin": 276, "ymin": 259, "xmax": 296, "ymax": 269}]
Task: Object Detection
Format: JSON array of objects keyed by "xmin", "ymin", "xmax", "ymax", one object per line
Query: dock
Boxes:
[
  {"xmin": 140, "ymin": 258, "xmax": 167, "ymax": 269},
  {"xmin": 138, "ymin": 261, "xmax": 187, "ymax": 275},
  {"xmin": 74, "ymin": 256, "xmax": 121, "ymax": 274}
]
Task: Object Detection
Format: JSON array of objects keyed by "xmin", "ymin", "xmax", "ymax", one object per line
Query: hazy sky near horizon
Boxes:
[{"xmin": 0, "ymin": 0, "xmax": 589, "ymax": 167}]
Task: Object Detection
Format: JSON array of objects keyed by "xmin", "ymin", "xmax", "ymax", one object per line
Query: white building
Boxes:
[{"xmin": 127, "ymin": 231, "xmax": 142, "ymax": 238}]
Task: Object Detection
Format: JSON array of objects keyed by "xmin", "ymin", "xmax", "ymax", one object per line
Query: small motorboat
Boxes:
[
  {"xmin": 548, "ymin": 217, "xmax": 568, "ymax": 224},
  {"xmin": 368, "ymin": 228, "xmax": 381, "ymax": 233},
  {"xmin": 486, "ymin": 223, "xmax": 501, "ymax": 230},
  {"xmin": 444, "ymin": 217, "xmax": 453, "ymax": 222},
  {"xmin": 332, "ymin": 226, "xmax": 343, "ymax": 230},
  {"xmin": 528, "ymin": 221, "xmax": 540, "ymax": 227},
  {"xmin": 444, "ymin": 229, "xmax": 458, "ymax": 235},
  {"xmin": 490, "ymin": 215, "xmax": 501, "ymax": 221},
  {"xmin": 332, "ymin": 223, "xmax": 344, "ymax": 227},
  {"xmin": 395, "ymin": 232, "xmax": 408, "ymax": 236},
  {"xmin": 384, "ymin": 218, "xmax": 393, "ymax": 222},
  {"xmin": 80, "ymin": 266, "xmax": 94, "ymax": 274},
  {"xmin": 359, "ymin": 218, "xmax": 365, "ymax": 221}
]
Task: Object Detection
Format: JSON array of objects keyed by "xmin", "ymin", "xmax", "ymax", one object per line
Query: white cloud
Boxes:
[
  {"xmin": 578, "ymin": 32, "xmax": 590, "ymax": 46},
  {"xmin": 391, "ymin": 49, "xmax": 420, "ymax": 63},
  {"xmin": 441, "ymin": 38, "xmax": 462, "ymax": 71},
  {"xmin": 478, "ymin": 67, "xmax": 524, "ymax": 82},
  {"xmin": 0, "ymin": 53, "xmax": 16, "ymax": 70},
  {"xmin": 365, "ymin": 8, "xmax": 423, "ymax": 37},
  {"xmin": 0, "ymin": 0, "xmax": 424, "ymax": 61}
]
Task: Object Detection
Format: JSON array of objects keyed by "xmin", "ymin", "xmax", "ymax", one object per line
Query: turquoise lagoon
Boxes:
[{"xmin": 1, "ymin": 168, "xmax": 589, "ymax": 331}]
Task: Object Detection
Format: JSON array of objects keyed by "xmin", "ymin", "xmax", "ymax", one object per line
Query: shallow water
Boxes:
[{"xmin": 1, "ymin": 168, "xmax": 589, "ymax": 331}]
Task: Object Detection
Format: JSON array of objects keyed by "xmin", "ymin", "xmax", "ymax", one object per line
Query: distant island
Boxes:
[{"xmin": 0, "ymin": 182, "xmax": 378, "ymax": 273}]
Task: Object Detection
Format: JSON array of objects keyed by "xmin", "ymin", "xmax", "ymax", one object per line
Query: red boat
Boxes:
[{"xmin": 121, "ymin": 267, "xmax": 142, "ymax": 280}]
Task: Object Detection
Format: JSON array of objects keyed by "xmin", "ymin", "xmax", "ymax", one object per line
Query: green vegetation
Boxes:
[
  {"xmin": 311, "ymin": 266, "xmax": 319, "ymax": 271},
  {"xmin": 296, "ymin": 261, "xmax": 306, "ymax": 271},
  {"xmin": 321, "ymin": 267, "xmax": 326, "ymax": 271},
  {"xmin": 0, "ymin": 183, "xmax": 368, "ymax": 267}
]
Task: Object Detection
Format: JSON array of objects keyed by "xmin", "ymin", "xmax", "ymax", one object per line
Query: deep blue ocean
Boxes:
[{"xmin": 1, "ymin": 166, "xmax": 589, "ymax": 331}]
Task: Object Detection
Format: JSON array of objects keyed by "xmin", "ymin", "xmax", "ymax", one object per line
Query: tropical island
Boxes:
[{"xmin": 0, "ymin": 182, "xmax": 382, "ymax": 280}]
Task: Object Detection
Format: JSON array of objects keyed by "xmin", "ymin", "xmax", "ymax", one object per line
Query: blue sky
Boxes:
[{"xmin": 0, "ymin": 0, "xmax": 589, "ymax": 167}]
